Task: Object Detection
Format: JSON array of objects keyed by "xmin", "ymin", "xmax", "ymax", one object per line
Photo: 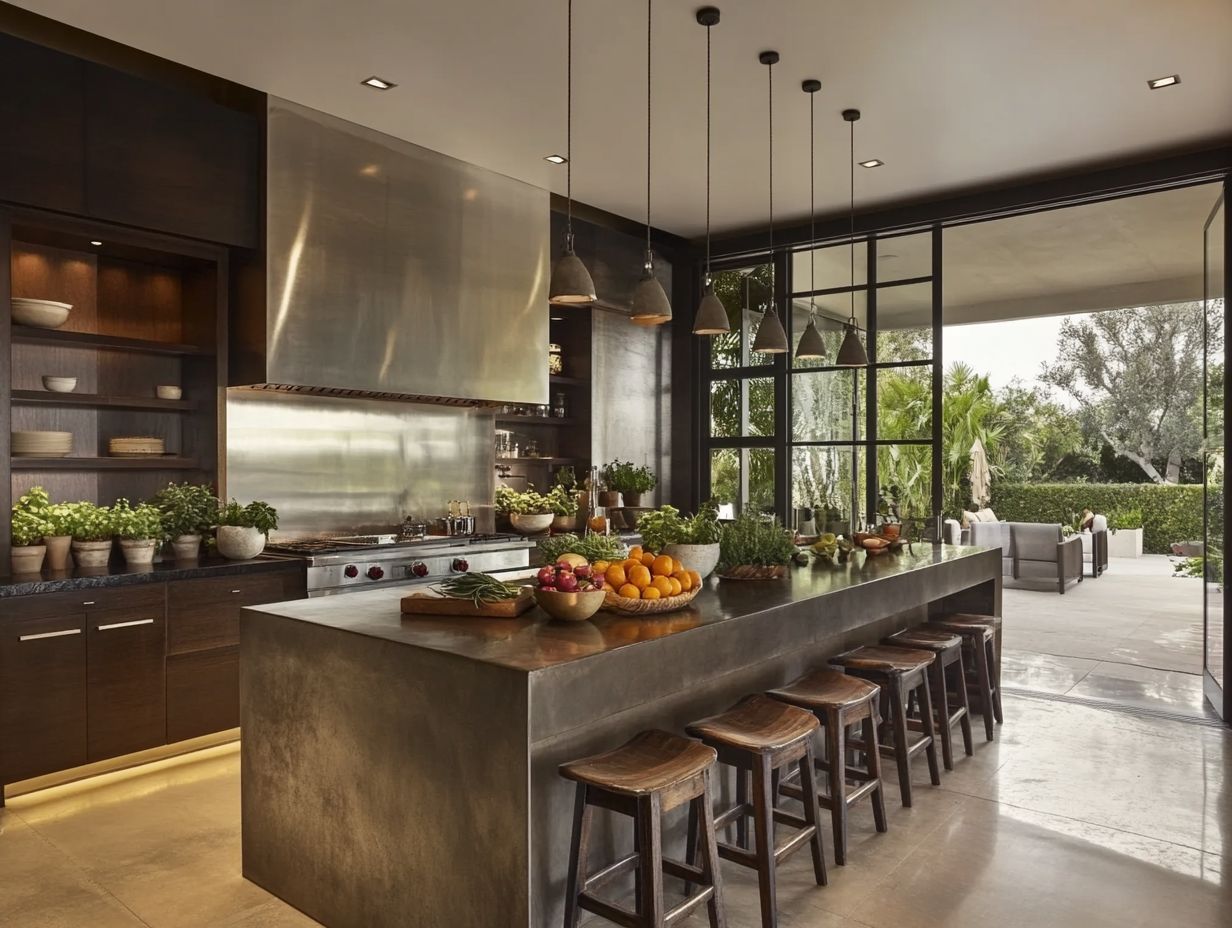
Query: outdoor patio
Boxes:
[{"xmin": 999, "ymin": 555, "xmax": 1213, "ymax": 718}]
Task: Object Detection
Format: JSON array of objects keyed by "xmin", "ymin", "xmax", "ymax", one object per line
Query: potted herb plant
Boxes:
[
  {"xmin": 716, "ymin": 511, "xmax": 796, "ymax": 580},
  {"xmin": 12, "ymin": 486, "xmax": 73, "ymax": 571},
  {"xmin": 547, "ymin": 485, "xmax": 579, "ymax": 533},
  {"xmin": 66, "ymin": 502, "xmax": 115, "ymax": 569},
  {"xmin": 111, "ymin": 498, "xmax": 165, "ymax": 568},
  {"xmin": 10, "ymin": 497, "xmax": 50, "ymax": 575},
  {"xmin": 495, "ymin": 485, "xmax": 555, "ymax": 535},
  {"xmin": 216, "ymin": 499, "xmax": 279, "ymax": 560},
  {"xmin": 602, "ymin": 460, "xmax": 657, "ymax": 508},
  {"xmin": 152, "ymin": 482, "xmax": 220, "ymax": 561},
  {"xmin": 636, "ymin": 502, "xmax": 723, "ymax": 578}
]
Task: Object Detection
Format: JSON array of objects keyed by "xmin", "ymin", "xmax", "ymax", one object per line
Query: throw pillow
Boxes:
[
  {"xmin": 961, "ymin": 509, "xmax": 980, "ymax": 528},
  {"xmin": 976, "ymin": 507, "xmax": 998, "ymax": 523}
]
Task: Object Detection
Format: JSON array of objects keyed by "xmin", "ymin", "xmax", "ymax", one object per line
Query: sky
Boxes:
[{"xmin": 942, "ymin": 314, "xmax": 1080, "ymax": 406}]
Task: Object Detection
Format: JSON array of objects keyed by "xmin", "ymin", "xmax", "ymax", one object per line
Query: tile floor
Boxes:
[{"xmin": 3, "ymin": 691, "xmax": 1229, "ymax": 927}]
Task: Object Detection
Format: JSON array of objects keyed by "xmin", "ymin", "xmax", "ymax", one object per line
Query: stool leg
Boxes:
[
  {"xmin": 563, "ymin": 784, "xmax": 591, "ymax": 928},
  {"xmin": 973, "ymin": 638, "xmax": 995, "ymax": 742},
  {"xmin": 917, "ymin": 673, "xmax": 942, "ymax": 787},
  {"xmin": 636, "ymin": 794, "xmax": 665, "ymax": 927},
  {"xmin": 930, "ymin": 657, "xmax": 954, "ymax": 772},
  {"xmin": 698, "ymin": 768, "xmax": 727, "ymax": 928},
  {"xmin": 685, "ymin": 798, "xmax": 699, "ymax": 894},
  {"xmin": 887, "ymin": 676, "xmax": 913, "ymax": 807},
  {"xmin": 863, "ymin": 712, "xmax": 888, "ymax": 834},
  {"xmin": 988, "ymin": 636, "xmax": 1004, "ymax": 725},
  {"xmin": 735, "ymin": 769, "xmax": 750, "ymax": 850},
  {"xmin": 824, "ymin": 712, "xmax": 848, "ymax": 866},
  {"xmin": 952, "ymin": 651, "xmax": 974, "ymax": 758},
  {"xmin": 799, "ymin": 741, "xmax": 828, "ymax": 886},
  {"xmin": 751, "ymin": 755, "xmax": 778, "ymax": 928}
]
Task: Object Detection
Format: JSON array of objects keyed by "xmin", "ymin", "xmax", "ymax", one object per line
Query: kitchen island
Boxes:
[{"xmin": 240, "ymin": 544, "xmax": 1000, "ymax": 928}]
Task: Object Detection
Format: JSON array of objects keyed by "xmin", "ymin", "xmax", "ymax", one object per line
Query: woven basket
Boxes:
[
  {"xmin": 716, "ymin": 564, "xmax": 787, "ymax": 581},
  {"xmin": 603, "ymin": 586, "xmax": 701, "ymax": 615}
]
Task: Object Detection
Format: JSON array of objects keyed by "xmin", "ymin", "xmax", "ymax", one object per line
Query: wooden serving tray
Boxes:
[{"xmin": 400, "ymin": 588, "xmax": 534, "ymax": 618}]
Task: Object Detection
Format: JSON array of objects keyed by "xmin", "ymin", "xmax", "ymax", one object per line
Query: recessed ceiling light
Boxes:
[
  {"xmin": 859, "ymin": 159, "xmax": 884, "ymax": 169},
  {"xmin": 1147, "ymin": 74, "xmax": 1180, "ymax": 89},
  {"xmin": 361, "ymin": 76, "xmax": 396, "ymax": 90},
  {"xmin": 89, "ymin": 240, "xmax": 102, "ymax": 246},
  {"xmin": 359, "ymin": 164, "xmax": 380, "ymax": 177},
  {"xmin": 544, "ymin": 154, "xmax": 568, "ymax": 164}
]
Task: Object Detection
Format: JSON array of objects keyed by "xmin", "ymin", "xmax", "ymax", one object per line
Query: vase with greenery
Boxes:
[
  {"xmin": 10, "ymin": 494, "xmax": 51, "ymax": 575},
  {"xmin": 636, "ymin": 503, "xmax": 723, "ymax": 578},
  {"xmin": 215, "ymin": 499, "xmax": 279, "ymax": 560},
  {"xmin": 495, "ymin": 485, "xmax": 555, "ymax": 535},
  {"xmin": 65, "ymin": 502, "xmax": 115, "ymax": 569},
  {"xmin": 602, "ymin": 460, "xmax": 657, "ymax": 507},
  {"xmin": 717, "ymin": 512, "xmax": 796, "ymax": 580},
  {"xmin": 152, "ymin": 482, "xmax": 220, "ymax": 561},
  {"xmin": 111, "ymin": 498, "xmax": 165, "ymax": 568},
  {"xmin": 547, "ymin": 485, "xmax": 579, "ymax": 533}
]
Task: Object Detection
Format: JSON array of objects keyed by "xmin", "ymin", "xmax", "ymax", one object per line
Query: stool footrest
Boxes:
[{"xmin": 582, "ymin": 852, "xmax": 639, "ymax": 893}]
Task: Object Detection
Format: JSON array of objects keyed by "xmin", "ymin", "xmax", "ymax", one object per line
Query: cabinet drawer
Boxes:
[
  {"xmin": 0, "ymin": 590, "xmax": 94, "ymax": 621},
  {"xmin": 167, "ymin": 574, "xmax": 287, "ymax": 655},
  {"xmin": 86, "ymin": 605, "xmax": 166, "ymax": 763},
  {"xmin": 166, "ymin": 647, "xmax": 239, "ymax": 743}
]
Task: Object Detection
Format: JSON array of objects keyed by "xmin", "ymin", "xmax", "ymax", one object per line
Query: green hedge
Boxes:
[{"xmin": 990, "ymin": 483, "xmax": 1204, "ymax": 555}]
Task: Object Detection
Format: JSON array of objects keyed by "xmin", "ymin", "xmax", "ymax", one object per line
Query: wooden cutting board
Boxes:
[{"xmin": 400, "ymin": 588, "xmax": 534, "ymax": 618}]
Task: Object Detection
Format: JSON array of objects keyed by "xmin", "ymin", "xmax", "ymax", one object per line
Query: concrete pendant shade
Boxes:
[
  {"xmin": 752, "ymin": 307, "xmax": 788, "ymax": 353},
  {"xmin": 693, "ymin": 284, "xmax": 730, "ymax": 335},
  {"xmin": 835, "ymin": 322, "xmax": 869, "ymax": 366},
  {"xmin": 629, "ymin": 265, "xmax": 672, "ymax": 326},
  {"xmin": 548, "ymin": 244, "xmax": 596, "ymax": 305},
  {"xmin": 795, "ymin": 315, "xmax": 826, "ymax": 359}
]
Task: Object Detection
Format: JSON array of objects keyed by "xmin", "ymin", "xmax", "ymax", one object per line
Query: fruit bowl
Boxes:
[
  {"xmin": 534, "ymin": 587, "xmax": 606, "ymax": 622},
  {"xmin": 603, "ymin": 586, "xmax": 701, "ymax": 615}
]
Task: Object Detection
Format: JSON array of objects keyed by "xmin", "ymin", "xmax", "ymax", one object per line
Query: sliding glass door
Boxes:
[{"xmin": 1203, "ymin": 187, "xmax": 1229, "ymax": 721}]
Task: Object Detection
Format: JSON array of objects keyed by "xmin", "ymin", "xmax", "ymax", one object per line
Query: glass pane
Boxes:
[
  {"xmin": 792, "ymin": 445, "xmax": 863, "ymax": 532},
  {"xmin": 792, "ymin": 290, "xmax": 867, "ymax": 333},
  {"xmin": 793, "ymin": 369, "xmax": 863, "ymax": 442},
  {"xmin": 792, "ymin": 241, "xmax": 867, "ymax": 293},
  {"xmin": 748, "ymin": 448, "xmax": 777, "ymax": 515},
  {"xmin": 709, "ymin": 380, "xmax": 738, "ymax": 438},
  {"xmin": 790, "ymin": 298, "xmax": 858, "ymax": 370},
  {"xmin": 875, "ymin": 231, "xmax": 931, "ymax": 283},
  {"xmin": 875, "ymin": 283, "xmax": 932, "ymax": 362},
  {"xmin": 709, "ymin": 264, "xmax": 776, "ymax": 370},
  {"xmin": 876, "ymin": 444, "xmax": 932, "ymax": 524},
  {"xmin": 710, "ymin": 447, "xmax": 776, "ymax": 519},
  {"xmin": 877, "ymin": 365, "xmax": 932, "ymax": 440},
  {"xmin": 710, "ymin": 378, "xmax": 776, "ymax": 439},
  {"xmin": 1204, "ymin": 194, "xmax": 1225, "ymax": 694}
]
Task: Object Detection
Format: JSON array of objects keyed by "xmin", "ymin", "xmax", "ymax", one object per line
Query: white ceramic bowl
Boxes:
[
  {"xmin": 156, "ymin": 385, "xmax": 183, "ymax": 400},
  {"xmin": 509, "ymin": 512, "xmax": 554, "ymax": 535},
  {"xmin": 12, "ymin": 298, "xmax": 72, "ymax": 329},
  {"xmin": 42, "ymin": 376, "xmax": 78, "ymax": 393}
]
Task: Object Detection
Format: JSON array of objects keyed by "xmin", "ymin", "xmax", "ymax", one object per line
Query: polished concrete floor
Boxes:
[{"xmin": 3, "ymin": 690, "xmax": 1229, "ymax": 928}]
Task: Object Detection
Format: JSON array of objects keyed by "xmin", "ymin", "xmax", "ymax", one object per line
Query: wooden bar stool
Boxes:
[
  {"xmin": 684, "ymin": 695, "xmax": 827, "ymax": 928},
  {"xmin": 767, "ymin": 669, "xmax": 887, "ymax": 866},
  {"xmin": 927, "ymin": 613, "xmax": 1003, "ymax": 742},
  {"xmin": 883, "ymin": 627, "xmax": 973, "ymax": 770},
  {"xmin": 831, "ymin": 647, "xmax": 941, "ymax": 808},
  {"xmin": 560, "ymin": 730, "xmax": 725, "ymax": 928}
]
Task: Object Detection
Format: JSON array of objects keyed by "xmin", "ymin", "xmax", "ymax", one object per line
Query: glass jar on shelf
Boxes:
[
  {"xmin": 552, "ymin": 392, "xmax": 567, "ymax": 419},
  {"xmin": 548, "ymin": 343, "xmax": 564, "ymax": 376}
]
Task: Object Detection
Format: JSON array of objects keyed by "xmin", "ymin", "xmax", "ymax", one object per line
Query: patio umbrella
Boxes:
[{"xmin": 970, "ymin": 437, "xmax": 992, "ymax": 506}]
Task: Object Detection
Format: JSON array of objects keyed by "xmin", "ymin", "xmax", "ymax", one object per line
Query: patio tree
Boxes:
[{"xmin": 1042, "ymin": 302, "xmax": 1213, "ymax": 484}]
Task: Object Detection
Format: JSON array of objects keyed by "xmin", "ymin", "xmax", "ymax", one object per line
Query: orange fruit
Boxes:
[
  {"xmin": 667, "ymin": 577, "xmax": 682, "ymax": 596},
  {"xmin": 605, "ymin": 564, "xmax": 627, "ymax": 588},
  {"xmin": 592, "ymin": 560, "xmax": 610, "ymax": 575},
  {"xmin": 628, "ymin": 545, "xmax": 643, "ymax": 561},
  {"xmin": 622, "ymin": 558, "xmax": 641, "ymax": 572},
  {"xmin": 641, "ymin": 586, "xmax": 662, "ymax": 600},
  {"xmin": 672, "ymin": 570, "xmax": 692, "ymax": 592},
  {"xmin": 651, "ymin": 554, "xmax": 674, "ymax": 577},
  {"xmin": 628, "ymin": 565, "xmax": 652, "ymax": 590},
  {"xmin": 671, "ymin": 557, "xmax": 685, "ymax": 575},
  {"xmin": 617, "ymin": 583, "xmax": 641, "ymax": 600},
  {"xmin": 651, "ymin": 576, "xmax": 673, "ymax": 596},
  {"xmin": 640, "ymin": 552, "xmax": 657, "ymax": 567},
  {"xmin": 688, "ymin": 570, "xmax": 703, "ymax": 589}
]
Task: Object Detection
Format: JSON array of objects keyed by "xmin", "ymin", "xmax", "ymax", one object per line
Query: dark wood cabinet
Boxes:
[
  {"xmin": 167, "ymin": 573, "xmax": 286, "ymax": 654},
  {"xmin": 86, "ymin": 600, "xmax": 167, "ymax": 762},
  {"xmin": 166, "ymin": 646, "xmax": 239, "ymax": 744}
]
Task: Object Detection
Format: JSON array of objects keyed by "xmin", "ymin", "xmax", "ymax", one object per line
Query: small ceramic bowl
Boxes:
[
  {"xmin": 534, "ymin": 587, "xmax": 606, "ymax": 622},
  {"xmin": 12, "ymin": 298, "xmax": 71, "ymax": 329},
  {"xmin": 42, "ymin": 376, "xmax": 77, "ymax": 393},
  {"xmin": 156, "ymin": 385, "xmax": 183, "ymax": 400}
]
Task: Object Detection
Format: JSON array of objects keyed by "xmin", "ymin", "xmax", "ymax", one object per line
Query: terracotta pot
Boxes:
[
  {"xmin": 71, "ymin": 539, "xmax": 113, "ymax": 568},
  {"xmin": 551, "ymin": 514, "xmax": 577, "ymax": 533},
  {"xmin": 171, "ymin": 534, "xmax": 202, "ymax": 561},
  {"xmin": 120, "ymin": 538, "xmax": 158, "ymax": 568},
  {"xmin": 621, "ymin": 491, "xmax": 644, "ymax": 508},
  {"xmin": 217, "ymin": 525, "xmax": 266, "ymax": 560},
  {"xmin": 598, "ymin": 491, "xmax": 621, "ymax": 508},
  {"xmin": 10, "ymin": 545, "xmax": 46, "ymax": 575},
  {"xmin": 43, "ymin": 534, "xmax": 72, "ymax": 571}
]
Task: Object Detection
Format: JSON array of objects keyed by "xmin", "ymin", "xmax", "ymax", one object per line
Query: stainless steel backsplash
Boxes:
[{"xmin": 226, "ymin": 389, "xmax": 494, "ymax": 538}]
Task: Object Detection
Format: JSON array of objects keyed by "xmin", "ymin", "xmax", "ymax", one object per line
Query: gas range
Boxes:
[{"xmin": 266, "ymin": 533, "xmax": 534, "ymax": 597}]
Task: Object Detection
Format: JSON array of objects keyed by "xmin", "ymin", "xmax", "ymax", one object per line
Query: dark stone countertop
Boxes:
[
  {"xmin": 0, "ymin": 554, "xmax": 305, "ymax": 598},
  {"xmin": 246, "ymin": 544, "xmax": 998, "ymax": 674}
]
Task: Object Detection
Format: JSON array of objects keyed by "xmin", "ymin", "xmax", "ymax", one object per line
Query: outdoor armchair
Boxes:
[{"xmin": 969, "ymin": 521, "xmax": 1085, "ymax": 594}]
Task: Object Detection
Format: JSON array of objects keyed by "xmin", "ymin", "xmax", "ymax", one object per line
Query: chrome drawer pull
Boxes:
[
  {"xmin": 97, "ymin": 618, "xmax": 156, "ymax": 631},
  {"xmin": 82, "ymin": 601, "xmax": 95, "ymax": 606},
  {"xmin": 19, "ymin": 628, "xmax": 82, "ymax": 642},
  {"xmin": 231, "ymin": 589, "xmax": 242, "ymax": 594}
]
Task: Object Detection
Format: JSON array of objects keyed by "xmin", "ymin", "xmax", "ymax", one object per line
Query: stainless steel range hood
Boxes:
[{"xmin": 231, "ymin": 98, "xmax": 549, "ymax": 406}]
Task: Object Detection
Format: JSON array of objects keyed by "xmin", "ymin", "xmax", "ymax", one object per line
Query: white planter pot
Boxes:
[
  {"xmin": 663, "ymin": 543, "xmax": 722, "ymax": 579},
  {"xmin": 216, "ymin": 525, "xmax": 266, "ymax": 560},
  {"xmin": 43, "ymin": 534, "xmax": 72, "ymax": 571},
  {"xmin": 171, "ymin": 534, "xmax": 202, "ymax": 561},
  {"xmin": 509, "ymin": 513, "xmax": 554, "ymax": 536},
  {"xmin": 119, "ymin": 538, "xmax": 158, "ymax": 568},
  {"xmin": 1108, "ymin": 527, "xmax": 1144, "ymax": 558},
  {"xmin": 72, "ymin": 539, "xmax": 113, "ymax": 569},
  {"xmin": 10, "ymin": 545, "xmax": 46, "ymax": 575}
]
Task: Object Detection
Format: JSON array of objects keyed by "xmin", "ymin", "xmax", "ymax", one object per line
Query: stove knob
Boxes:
[
  {"xmin": 343, "ymin": 565, "xmax": 359, "ymax": 578},
  {"xmin": 366, "ymin": 565, "xmax": 385, "ymax": 581},
  {"xmin": 452, "ymin": 558, "xmax": 469, "ymax": 573},
  {"xmin": 411, "ymin": 561, "xmax": 430, "ymax": 578}
]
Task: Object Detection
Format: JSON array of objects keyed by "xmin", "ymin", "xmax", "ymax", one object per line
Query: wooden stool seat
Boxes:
[
  {"xmin": 561, "ymin": 730, "xmax": 718, "ymax": 797},
  {"xmin": 932, "ymin": 612, "xmax": 1001, "ymax": 631},
  {"xmin": 687, "ymin": 694, "xmax": 820, "ymax": 753},
  {"xmin": 832, "ymin": 645, "xmax": 934, "ymax": 674},
  {"xmin": 767, "ymin": 669, "xmax": 879, "ymax": 711},
  {"xmin": 884, "ymin": 628, "xmax": 973, "ymax": 771},
  {"xmin": 885, "ymin": 628, "xmax": 962, "ymax": 650},
  {"xmin": 927, "ymin": 613, "xmax": 1003, "ymax": 741}
]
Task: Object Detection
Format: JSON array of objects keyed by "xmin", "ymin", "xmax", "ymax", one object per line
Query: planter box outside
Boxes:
[{"xmin": 1108, "ymin": 527, "xmax": 1143, "ymax": 558}]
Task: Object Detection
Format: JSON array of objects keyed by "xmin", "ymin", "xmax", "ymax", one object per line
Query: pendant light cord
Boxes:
[
  {"xmin": 849, "ymin": 117, "xmax": 856, "ymax": 325},
  {"xmin": 565, "ymin": 0, "xmax": 573, "ymax": 235},
  {"xmin": 809, "ymin": 88, "xmax": 816, "ymax": 318},
  {"xmin": 767, "ymin": 59, "xmax": 774, "ymax": 260},
  {"xmin": 645, "ymin": 0, "xmax": 653, "ymax": 257},
  {"xmin": 704, "ymin": 19, "xmax": 711, "ymax": 282}
]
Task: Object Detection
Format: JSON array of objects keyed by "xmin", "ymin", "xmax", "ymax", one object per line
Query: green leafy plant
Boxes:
[
  {"xmin": 602, "ymin": 460, "xmax": 657, "ymax": 495},
  {"xmin": 537, "ymin": 533, "xmax": 629, "ymax": 565},
  {"xmin": 110, "ymin": 498, "xmax": 166, "ymax": 541},
  {"xmin": 217, "ymin": 500, "xmax": 279, "ymax": 535},
  {"xmin": 62, "ymin": 502, "xmax": 114, "ymax": 542},
  {"xmin": 1107, "ymin": 504, "xmax": 1144, "ymax": 532},
  {"xmin": 554, "ymin": 466, "xmax": 577, "ymax": 492},
  {"xmin": 545, "ymin": 486, "xmax": 578, "ymax": 517},
  {"xmin": 152, "ymin": 482, "xmax": 220, "ymax": 538},
  {"xmin": 495, "ymin": 485, "xmax": 554, "ymax": 515},
  {"xmin": 636, "ymin": 503, "xmax": 722, "ymax": 551},
  {"xmin": 11, "ymin": 507, "xmax": 50, "ymax": 547},
  {"xmin": 718, "ymin": 512, "xmax": 796, "ymax": 570}
]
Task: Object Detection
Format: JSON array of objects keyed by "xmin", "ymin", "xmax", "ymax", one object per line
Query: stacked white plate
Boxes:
[
  {"xmin": 108, "ymin": 436, "xmax": 166, "ymax": 457},
  {"xmin": 12, "ymin": 298, "xmax": 72, "ymax": 329},
  {"xmin": 12, "ymin": 430, "xmax": 73, "ymax": 457}
]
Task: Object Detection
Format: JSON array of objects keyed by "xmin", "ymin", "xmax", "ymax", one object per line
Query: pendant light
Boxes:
[
  {"xmin": 548, "ymin": 0, "xmax": 597, "ymax": 305},
  {"xmin": 835, "ymin": 108, "xmax": 870, "ymax": 366},
  {"xmin": 629, "ymin": 0, "xmax": 672, "ymax": 326},
  {"xmin": 795, "ymin": 78, "xmax": 826, "ymax": 360},
  {"xmin": 692, "ymin": 7, "xmax": 729, "ymax": 336},
  {"xmin": 750, "ymin": 50, "xmax": 788, "ymax": 354}
]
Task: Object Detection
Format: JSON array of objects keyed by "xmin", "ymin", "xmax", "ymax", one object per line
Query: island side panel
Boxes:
[{"xmin": 240, "ymin": 609, "xmax": 530, "ymax": 928}]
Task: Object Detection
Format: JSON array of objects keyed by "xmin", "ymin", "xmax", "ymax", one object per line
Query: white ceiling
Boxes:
[{"xmin": 11, "ymin": 0, "xmax": 1232, "ymax": 237}]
